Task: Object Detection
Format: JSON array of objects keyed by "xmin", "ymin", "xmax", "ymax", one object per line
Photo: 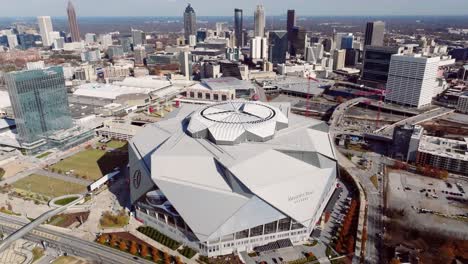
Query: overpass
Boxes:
[{"xmin": 0, "ymin": 194, "xmax": 85, "ymax": 253}]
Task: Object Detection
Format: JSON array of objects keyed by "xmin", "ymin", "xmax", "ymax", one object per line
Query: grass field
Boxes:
[
  {"xmin": 50, "ymin": 149, "xmax": 127, "ymax": 180},
  {"xmin": 36, "ymin": 151, "xmax": 52, "ymax": 159},
  {"xmin": 12, "ymin": 174, "xmax": 87, "ymax": 198}
]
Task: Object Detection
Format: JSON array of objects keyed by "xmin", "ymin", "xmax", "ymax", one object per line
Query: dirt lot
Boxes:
[
  {"xmin": 384, "ymin": 170, "xmax": 468, "ymax": 263},
  {"xmin": 1, "ymin": 159, "xmax": 34, "ymax": 178}
]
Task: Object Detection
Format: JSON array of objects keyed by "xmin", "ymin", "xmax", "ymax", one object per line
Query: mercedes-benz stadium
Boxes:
[{"xmin": 128, "ymin": 101, "xmax": 337, "ymax": 256}]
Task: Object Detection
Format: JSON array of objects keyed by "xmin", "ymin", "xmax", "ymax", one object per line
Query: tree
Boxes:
[
  {"xmin": 152, "ymin": 248, "xmax": 160, "ymax": 262},
  {"xmin": 163, "ymin": 251, "xmax": 171, "ymax": 264},
  {"xmin": 438, "ymin": 170, "xmax": 449, "ymax": 180},
  {"xmin": 175, "ymin": 256, "xmax": 183, "ymax": 264},
  {"xmin": 140, "ymin": 244, "xmax": 149, "ymax": 258},
  {"xmin": 119, "ymin": 240, "xmax": 127, "ymax": 251},
  {"xmin": 0, "ymin": 167, "xmax": 5, "ymax": 181},
  {"xmin": 97, "ymin": 234, "xmax": 108, "ymax": 244},
  {"xmin": 110, "ymin": 235, "xmax": 118, "ymax": 247},
  {"xmin": 389, "ymin": 259, "xmax": 401, "ymax": 264},
  {"xmin": 129, "ymin": 241, "xmax": 138, "ymax": 255}
]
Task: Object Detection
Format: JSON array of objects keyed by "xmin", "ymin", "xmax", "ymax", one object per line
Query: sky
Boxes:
[{"xmin": 0, "ymin": 0, "xmax": 467, "ymax": 17}]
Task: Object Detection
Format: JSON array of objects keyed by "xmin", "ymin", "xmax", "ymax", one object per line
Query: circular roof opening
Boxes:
[
  {"xmin": 187, "ymin": 101, "xmax": 289, "ymax": 145},
  {"xmin": 200, "ymin": 101, "xmax": 276, "ymax": 124}
]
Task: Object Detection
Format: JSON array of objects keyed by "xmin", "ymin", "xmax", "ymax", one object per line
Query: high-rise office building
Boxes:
[
  {"xmin": 107, "ymin": 45, "xmax": 124, "ymax": 59},
  {"xmin": 17, "ymin": 34, "xmax": 37, "ymax": 50},
  {"xmin": 250, "ymin": 37, "xmax": 268, "ymax": 60},
  {"xmin": 364, "ymin": 21, "xmax": 385, "ymax": 47},
  {"xmin": 100, "ymin": 34, "xmax": 113, "ymax": 48},
  {"xmin": 340, "ymin": 34, "xmax": 354, "ymax": 49},
  {"xmin": 290, "ymin": 26, "xmax": 307, "ymax": 57},
  {"xmin": 196, "ymin": 29, "xmax": 207, "ymax": 43},
  {"xmin": 333, "ymin": 49, "xmax": 346, "ymax": 70},
  {"xmin": 305, "ymin": 43, "xmax": 324, "ymax": 64},
  {"xmin": 184, "ymin": 4, "xmax": 196, "ymax": 43},
  {"xmin": 37, "ymin": 16, "xmax": 54, "ymax": 47},
  {"xmin": 361, "ymin": 45, "xmax": 403, "ymax": 87},
  {"xmin": 287, "ymin": 10, "xmax": 296, "ymax": 38},
  {"xmin": 345, "ymin": 49, "xmax": 360, "ymax": 67},
  {"xmin": 268, "ymin": 30, "xmax": 288, "ymax": 64},
  {"xmin": 179, "ymin": 51, "xmax": 191, "ymax": 80},
  {"xmin": 234, "ymin": 8, "xmax": 243, "ymax": 48},
  {"xmin": 67, "ymin": 1, "xmax": 80, "ymax": 42},
  {"xmin": 385, "ymin": 54, "xmax": 450, "ymax": 108},
  {"xmin": 254, "ymin": 5, "xmax": 265, "ymax": 37},
  {"xmin": 134, "ymin": 45, "xmax": 146, "ymax": 66},
  {"xmin": 333, "ymin": 32, "xmax": 347, "ymax": 52},
  {"xmin": 322, "ymin": 38, "xmax": 333, "ymax": 52},
  {"xmin": 5, "ymin": 67, "xmax": 74, "ymax": 151},
  {"xmin": 7, "ymin": 35, "xmax": 18, "ymax": 49},
  {"xmin": 132, "ymin": 29, "xmax": 146, "ymax": 46},
  {"xmin": 85, "ymin": 33, "xmax": 97, "ymax": 44}
]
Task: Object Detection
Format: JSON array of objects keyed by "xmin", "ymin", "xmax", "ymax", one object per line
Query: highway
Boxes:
[
  {"xmin": 329, "ymin": 97, "xmax": 386, "ymax": 264},
  {"xmin": 0, "ymin": 214, "xmax": 151, "ymax": 264}
]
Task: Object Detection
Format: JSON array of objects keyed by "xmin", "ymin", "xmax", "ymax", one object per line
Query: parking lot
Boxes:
[{"xmin": 387, "ymin": 170, "xmax": 468, "ymax": 237}]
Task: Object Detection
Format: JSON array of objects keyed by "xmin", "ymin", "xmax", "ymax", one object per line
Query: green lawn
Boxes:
[
  {"xmin": 54, "ymin": 196, "xmax": 79, "ymax": 206},
  {"xmin": 12, "ymin": 174, "xmax": 87, "ymax": 198},
  {"xmin": 50, "ymin": 149, "xmax": 127, "ymax": 180},
  {"xmin": 36, "ymin": 151, "xmax": 52, "ymax": 159}
]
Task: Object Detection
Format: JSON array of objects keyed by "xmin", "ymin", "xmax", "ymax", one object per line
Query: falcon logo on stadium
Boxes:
[{"xmin": 133, "ymin": 170, "xmax": 141, "ymax": 189}]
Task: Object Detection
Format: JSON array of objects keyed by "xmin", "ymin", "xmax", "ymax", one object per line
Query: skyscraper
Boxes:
[
  {"xmin": 361, "ymin": 45, "xmax": 403, "ymax": 87},
  {"xmin": 5, "ymin": 67, "xmax": 73, "ymax": 149},
  {"xmin": 290, "ymin": 26, "xmax": 307, "ymax": 57},
  {"xmin": 385, "ymin": 54, "xmax": 447, "ymax": 108},
  {"xmin": 37, "ymin": 16, "xmax": 54, "ymax": 47},
  {"xmin": 184, "ymin": 4, "xmax": 196, "ymax": 43},
  {"xmin": 287, "ymin": 10, "xmax": 296, "ymax": 36},
  {"xmin": 340, "ymin": 34, "xmax": 354, "ymax": 49},
  {"xmin": 132, "ymin": 29, "xmax": 146, "ymax": 46},
  {"xmin": 234, "ymin": 8, "xmax": 243, "ymax": 48},
  {"xmin": 269, "ymin": 30, "xmax": 288, "ymax": 64},
  {"xmin": 250, "ymin": 37, "xmax": 268, "ymax": 60},
  {"xmin": 254, "ymin": 5, "xmax": 265, "ymax": 37},
  {"xmin": 67, "ymin": 1, "xmax": 80, "ymax": 42},
  {"xmin": 364, "ymin": 21, "xmax": 385, "ymax": 47}
]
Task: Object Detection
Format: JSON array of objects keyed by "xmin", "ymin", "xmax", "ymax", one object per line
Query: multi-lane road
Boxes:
[{"xmin": 0, "ymin": 214, "xmax": 150, "ymax": 264}]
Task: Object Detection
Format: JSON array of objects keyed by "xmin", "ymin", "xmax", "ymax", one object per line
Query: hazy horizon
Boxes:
[{"xmin": 0, "ymin": 0, "xmax": 467, "ymax": 17}]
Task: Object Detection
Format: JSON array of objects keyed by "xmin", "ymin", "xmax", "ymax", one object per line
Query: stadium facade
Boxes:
[{"xmin": 129, "ymin": 101, "xmax": 337, "ymax": 256}]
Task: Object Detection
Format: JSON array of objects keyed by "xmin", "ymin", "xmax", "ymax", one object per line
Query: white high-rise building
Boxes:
[
  {"xmin": 179, "ymin": 51, "xmax": 191, "ymax": 80},
  {"xmin": 305, "ymin": 43, "xmax": 324, "ymax": 63},
  {"xmin": 332, "ymin": 49, "xmax": 346, "ymax": 70},
  {"xmin": 215, "ymin": 22, "xmax": 227, "ymax": 37},
  {"xmin": 85, "ymin": 33, "xmax": 97, "ymax": 44},
  {"xmin": 7, "ymin": 35, "xmax": 18, "ymax": 49},
  {"xmin": 100, "ymin": 34, "xmax": 113, "ymax": 48},
  {"xmin": 385, "ymin": 54, "xmax": 454, "ymax": 108},
  {"xmin": 333, "ymin": 32, "xmax": 347, "ymax": 51},
  {"xmin": 254, "ymin": 5, "xmax": 265, "ymax": 37},
  {"xmin": 37, "ymin": 16, "xmax": 54, "ymax": 47},
  {"xmin": 250, "ymin": 36, "xmax": 268, "ymax": 60}
]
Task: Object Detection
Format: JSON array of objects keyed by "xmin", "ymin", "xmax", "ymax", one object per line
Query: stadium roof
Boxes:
[{"xmin": 130, "ymin": 101, "xmax": 337, "ymax": 241}]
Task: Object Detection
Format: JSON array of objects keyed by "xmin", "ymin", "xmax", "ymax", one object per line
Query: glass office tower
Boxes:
[{"xmin": 5, "ymin": 67, "xmax": 74, "ymax": 149}]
